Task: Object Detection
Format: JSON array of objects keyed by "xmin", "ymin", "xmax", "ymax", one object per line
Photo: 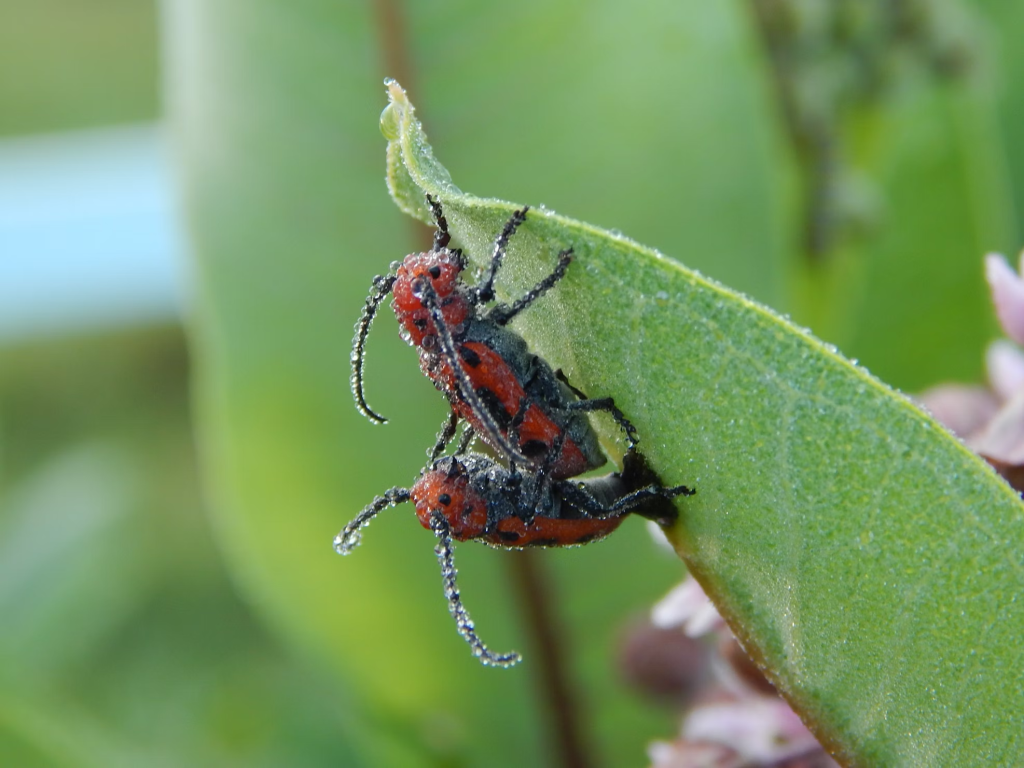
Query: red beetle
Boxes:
[
  {"xmin": 351, "ymin": 195, "xmax": 638, "ymax": 479},
  {"xmin": 335, "ymin": 450, "xmax": 694, "ymax": 667}
]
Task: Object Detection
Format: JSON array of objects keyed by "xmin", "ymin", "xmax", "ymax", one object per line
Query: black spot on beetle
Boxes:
[
  {"xmin": 521, "ymin": 440, "xmax": 548, "ymax": 459},
  {"xmin": 475, "ymin": 388, "xmax": 512, "ymax": 429},
  {"xmin": 528, "ymin": 538, "xmax": 559, "ymax": 548}
]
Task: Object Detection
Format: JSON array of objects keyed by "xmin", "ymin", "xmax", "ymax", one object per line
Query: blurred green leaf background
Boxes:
[{"xmin": 1, "ymin": 0, "xmax": 1020, "ymax": 766}]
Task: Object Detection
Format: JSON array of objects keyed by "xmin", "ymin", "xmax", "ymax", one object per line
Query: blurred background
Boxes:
[{"xmin": 0, "ymin": 1, "xmax": 1020, "ymax": 766}]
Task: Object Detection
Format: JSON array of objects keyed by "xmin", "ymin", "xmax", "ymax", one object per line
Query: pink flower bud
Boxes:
[
  {"xmin": 985, "ymin": 253, "xmax": 1024, "ymax": 346},
  {"xmin": 986, "ymin": 340, "xmax": 1024, "ymax": 402},
  {"xmin": 916, "ymin": 384, "xmax": 998, "ymax": 438},
  {"xmin": 683, "ymin": 698, "xmax": 831, "ymax": 765},
  {"xmin": 652, "ymin": 576, "xmax": 726, "ymax": 637}
]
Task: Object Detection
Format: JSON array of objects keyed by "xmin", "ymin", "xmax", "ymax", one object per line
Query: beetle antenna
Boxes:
[
  {"xmin": 334, "ymin": 486, "xmax": 412, "ymax": 555},
  {"xmin": 430, "ymin": 511, "xmax": 521, "ymax": 668},
  {"xmin": 352, "ymin": 273, "xmax": 398, "ymax": 424}
]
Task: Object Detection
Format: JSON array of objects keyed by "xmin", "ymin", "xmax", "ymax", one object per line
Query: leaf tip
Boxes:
[
  {"xmin": 380, "ymin": 78, "xmax": 461, "ymax": 223},
  {"xmin": 379, "ymin": 78, "xmax": 410, "ymax": 142}
]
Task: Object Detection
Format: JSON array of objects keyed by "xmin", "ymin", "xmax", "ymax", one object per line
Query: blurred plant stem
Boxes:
[
  {"xmin": 371, "ymin": 0, "xmax": 433, "ymax": 251},
  {"xmin": 508, "ymin": 549, "xmax": 593, "ymax": 768},
  {"xmin": 747, "ymin": 0, "xmax": 1011, "ymax": 389}
]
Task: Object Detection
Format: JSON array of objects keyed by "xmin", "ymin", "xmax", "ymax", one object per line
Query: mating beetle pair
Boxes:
[{"xmin": 338, "ymin": 195, "xmax": 693, "ymax": 666}]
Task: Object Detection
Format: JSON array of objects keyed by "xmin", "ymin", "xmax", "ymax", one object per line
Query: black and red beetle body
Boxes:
[
  {"xmin": 410, "ymin": 452, "xmax": 686, "ymax": 548},
  {"xmin": 351, "ymin": 196, "xmax": 637, "ymax": 478},
  {"xmin": 335, "ymin": 450, "xmax": 694, "ymax": 667}
]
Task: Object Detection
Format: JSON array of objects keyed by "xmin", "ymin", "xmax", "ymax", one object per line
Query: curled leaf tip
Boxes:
[
  {"xmin": 379, "ymin": 104, "xmax": 400, "ymax": 141},
  {"xmin": 382, "ymin": 81, "xmax": 460, "ymax": 220},
  {"xmin": 386, "ymin": 77, "xmax": 409, "ymax": 105},
  {"xmin": 379, "ymin": 79, "xmax": 409, "ymax": 141}
]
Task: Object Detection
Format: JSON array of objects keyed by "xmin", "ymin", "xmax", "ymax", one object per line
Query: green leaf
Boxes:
[{"xmin": 384, "ymin": 80, "xmax": 1024, "ymax": 766}]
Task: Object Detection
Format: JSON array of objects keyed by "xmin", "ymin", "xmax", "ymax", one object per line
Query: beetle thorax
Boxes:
[{"xmin": 392, "ymin": 251, "xmax": 472, "ymax": 347}]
